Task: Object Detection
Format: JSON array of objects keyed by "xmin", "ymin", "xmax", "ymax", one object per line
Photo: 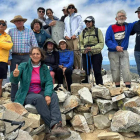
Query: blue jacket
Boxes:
[
  {"xmin": 34, "ymin": 29, "xmax": 51, "ymax": 48},
  {"xmin": 105, "ymin": 22, "xmax": 136, "ymax": 52},
  {"xmin": 59, "ymin": 49, "xmax": 74, "ymax": 69}
]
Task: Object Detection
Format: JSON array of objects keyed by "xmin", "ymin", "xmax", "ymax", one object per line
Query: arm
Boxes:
[
  {"xmin": 65, "ymin": 51, "xmax": 74, "ymax": 68},
  {"xmin": 78, "ymin": 31, "xmax": 86, "ymax": 53},
  {"xmin": 0, "ymin": 35, "xmax": 13, "ymax": 50},
  {"xmin": 44, "ymin": 66, "xmax": 53, "ymax": 97},
  {"xmin": 74, "ymin": 15, "xmax": 83, "ymax": 36},
  {"xmin": 91, "ymin": 29, "xmax": 104, "ymax": 52},
  {"xmin": 30, "ymin": 30, "xmax": 38, "ymax": 47},
  {"xmin": 45, "ymin": 31, "xmax": 51, "ymax": 39},
  {"xmin": 64, "ymin": 18, "xmax": 69, "ymax": 38},
  {"xmin": 105, "ymin": 25, "xmax": 117, "ymax": 51}
]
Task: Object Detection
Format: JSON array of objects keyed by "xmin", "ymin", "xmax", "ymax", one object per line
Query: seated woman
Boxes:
[
  {"xmin": 54, "ymin": 39, "xmax": 74, "ymax": 91},
  {"xmin": 31, "ymin": 19, "xmax": 51, "ymax": 48},
  {"xmin": 44, "ymin": 8, "xmax": 59, "ymax": 34},
  {"xmin": 10, "ymin": 47, "xmax": 71, "ymax": 139},
  {"xmin": 43, "ymin": 38, "xmax": 59, "ymax": 84}
]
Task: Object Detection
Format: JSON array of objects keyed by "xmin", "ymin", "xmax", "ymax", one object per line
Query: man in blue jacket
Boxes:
[{"xmin": 105, "ymin": 10, "xmax": 136, "ymax": 88}]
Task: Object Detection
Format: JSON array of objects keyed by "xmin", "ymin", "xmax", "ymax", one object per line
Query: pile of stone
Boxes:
[{"xmin": 1, "ymin": 75, "xmax": 140, "ymax": 140}]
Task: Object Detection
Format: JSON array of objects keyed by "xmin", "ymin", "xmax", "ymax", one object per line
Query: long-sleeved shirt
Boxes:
[
  {"xmin": 0, "ymin": 32, "xmax": 13, "ymax": 63},
  {"xmin": 8, "ymin": 27, "xmax": 38, "ymax": 53}
]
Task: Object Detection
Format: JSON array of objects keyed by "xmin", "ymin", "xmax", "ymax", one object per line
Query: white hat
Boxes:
[{"xmin": 59, "ymin": 39, "xmax": 66, "ymax": 44}]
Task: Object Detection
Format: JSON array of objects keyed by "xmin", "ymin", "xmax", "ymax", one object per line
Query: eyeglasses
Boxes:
[
  {"xmin": 38, "ymin": 10, "xmax": 45, "ymax": 13},
  {"xmin": 117, "ymin": 15, "xmax": 126, "ymax": 18},
  {"xmin": 68, "ymin": 6, "xmax": 75, "ymax": 9},
  {"xmin": 0, "ymin": 22, "xmax": 6, "ymax": 26},
  {"xmin": 85, "ymin": 20, "xmax": 92, "ymax": 23}
]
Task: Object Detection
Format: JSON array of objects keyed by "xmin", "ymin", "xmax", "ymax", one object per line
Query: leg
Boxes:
[
  {"xmin": 120, "ymin": 51, "xmax": 131, "ymax": 87},
  {"xmin": 134, "ymin": 51, "xmax": 140, "ymax": 76},
  {"xmin": 56, "ymin": 68, "xmax": 63, "ymax": 84},
  {"xmin": 65, "ymin": 68, "xmax": 72, "ymax": 91},
  {"xmin": 108, "ymin": 52, "xmax": 120, "ymax": 86},
  {"xmin": 73, "ymin": 38, "xmax": 81, "ymax": 69},
  {"xmin": 0, "ymin": 79, "xmax": 3, "ymax": 97},
  {"xmin": 92, "ymin": 53, "xmax": 103, "ymax": 85},
  {"xmin": 50, "ymin": 71, "xmax": 55, "ymax": 84},
  {"xmin": 24, "ymin": 92, "xmax": 51, "ymax": 127}
]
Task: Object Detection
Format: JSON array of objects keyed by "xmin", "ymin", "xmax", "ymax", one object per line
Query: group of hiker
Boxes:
[{"xmin": 0, "ymin": 3, "xmax": 140, "ymax": 139}]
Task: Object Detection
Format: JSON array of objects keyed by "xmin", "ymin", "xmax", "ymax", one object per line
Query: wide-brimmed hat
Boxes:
[
  {"xmin": 10, "ymin": 15, "xmax": 27, "ymax": 23},
  {"xmin": 135, "ymin": 7, "xmax": 140, "ymax": 13}
]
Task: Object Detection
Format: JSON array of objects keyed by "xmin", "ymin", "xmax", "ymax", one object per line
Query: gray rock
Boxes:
[
  {"xmin": 56, "ymin": 90, "xmax": 68, "ymax": 102},
  {"xmin": 91, "ymin": 86, "xmax": 111, "ymax": 99},
  {"xmin": 2, "ymin": 92, "xmax": 10, "ymax": 98},
  {"xmin": 63, "ymin": 95, "xmax": 81, "ymax": 113},
  {"xmin": 78, "ymin": 87, "xmax": 93, "ymax": 104},
  {"xmin": 112, "ymin": 93, "xmax": 125, "ymax": 102},
  {"xmin": 91, "ymin": 103, "xmax": 99, "ymax": 116},
  {"xmin": 61, "ymin": 114, "xmax": 66, "ymax": 126},
  {"xmin": 16, "ymin": 130, "xmax": 33, "ymax": 140},
  {"xmin": 94, "ymin": 115, "xmax": 111, "ymax": 129},
  {"xmin": 66, "ymin": 110, "xmax": 73, "ymax": 120},
  {"xmin": 30, "ymin": 124, "xmax": 45, "ymax": 136},
  {"xmin": 124, "ymin": 90, "xmax": 137, "ymax": 98},
  {"xmin": 111, "ymin": 110, "xmax": 140, "ymax": 132},
  {"xmin": 96, "ymin": 99, "xmax": 117, "ymax": 114},
  {"xmin": 25, "ymin": 104, "xmax": 38, "ymax": 114},
  {"xmin": 83, "ymin": 113, "xmax": 93, "ymax": 125}
]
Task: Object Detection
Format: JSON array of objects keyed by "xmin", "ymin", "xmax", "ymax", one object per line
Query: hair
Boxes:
[
  {"xmin": 30, "ymin": 19, "xmax": 42, "ymax": 30},
  {"xmin": 29, "ymin": 47, "xmax": 46, "ymax": 62},
  {"xmin": 37, "ymin": 7, "xmax": 45, "ymax": 12},
  {"xmin": 43, "ymin": 42, "xmax": 56, "ymax": 51},
  {"xmin": 59, "ymin": 41, "xmax": 68, "ymax": 49},
  {"xmin": 46, "ymin": 8, "xmax": 54, "ymax": 15},
  {"xmin": 67, "ymin": 5, "xmax": 78, "ymax": 14},
  {"xmin": 116, "ymin": 10, "xmax": 126, "ymax": 17}
]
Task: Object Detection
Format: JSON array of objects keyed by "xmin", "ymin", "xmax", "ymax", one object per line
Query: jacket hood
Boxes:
[{"xmin": 43, "ymin": 38, "xmax": 57, "ymax": 50}]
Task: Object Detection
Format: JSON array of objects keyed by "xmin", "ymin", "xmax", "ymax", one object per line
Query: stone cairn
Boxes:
[{"xmin": 1, "ymin": 74, "xmax": 140, "ymax": 140}]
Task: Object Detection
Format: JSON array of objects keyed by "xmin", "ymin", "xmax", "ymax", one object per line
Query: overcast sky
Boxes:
[{"xmin": 0, "ymin": 0, "xmax": 140, "ymax": 64}]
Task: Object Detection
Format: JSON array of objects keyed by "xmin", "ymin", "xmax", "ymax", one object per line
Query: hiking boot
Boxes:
[
  {"xmin": 54, "ymin": 84, "xmax": 62, "ymax": 91},
  {"xmin": 50, "ymin": 122, "xmax": 71, "ymax": 139}
]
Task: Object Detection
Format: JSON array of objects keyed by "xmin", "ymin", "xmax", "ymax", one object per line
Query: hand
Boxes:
[
  {"xmin": 45, "ymin": 96, "xmax": 51, "ymax": 105},
  {"xmin": 116, "ymin": 46, "xmax": 123, "ymax": 52},
  {"xmin": 62, "ymin": 67, "xmax": 67, "ymax": 75},
  {"xmin": 65, "ymin": 36, "xmax": 70, "ymax": 40},
  {"xmin": 59, "ymin": 65, "xmax": 63, "ymax": 69},
  {"xmin": 49, "ymin": 20, "xmax": 56, "ymax": 26},
  {"xmin": 71, "ymin": 35, "xmax": 76, "ymax": 40},
  {"xmin": 8, "ymin": 60, "xmax": 11, "ymax": 65},
  {"xmin": 13, "ymin": 64, "xmax": 19, "ymax": 77}
]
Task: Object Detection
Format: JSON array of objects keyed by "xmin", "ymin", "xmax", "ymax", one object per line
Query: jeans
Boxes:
[
  {"xmin": 24, "ymin": 91, "xmax": 62, "ymax": 128},
  {"xmin": 10, "ymin": 54, "xmax": 30, "ymax": 101},
  {"xmin": 134, "ymin": 51, "xmax": 140, "ymax": 76}
]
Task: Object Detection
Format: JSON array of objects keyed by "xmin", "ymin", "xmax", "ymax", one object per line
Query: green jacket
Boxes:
[
  {"xmin": 10, "ymin": 58, "xmax": 53, "ymax": 105},
  {"xmin": 78, "ymin": 26, "xmax": 104, "ymax": 55}
]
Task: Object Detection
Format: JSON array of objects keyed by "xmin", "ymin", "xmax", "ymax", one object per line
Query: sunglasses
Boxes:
[
  {"xmin": 0, "ymin": 22, "xmax": 6, "ymax": 26},
  {"xmin": 68, "ymin": 6, "xmax": 75, "ymax": 9},
  {"xmin": 85, "ymin": 20, "xmax": 92, "ymax": 23},
  {"xmin": 38, "ymin": 10, "xmax": 45, "ymax": 13}
]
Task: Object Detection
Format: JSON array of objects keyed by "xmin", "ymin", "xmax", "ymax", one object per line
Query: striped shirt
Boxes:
[{"xmin": 8, "ymin": 27, "xmax": 38, "ymax": 53}]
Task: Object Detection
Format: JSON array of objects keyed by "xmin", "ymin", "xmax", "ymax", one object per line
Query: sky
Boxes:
[{"xmin": 0, "ymin": 0, "xmax": 140, "ymax": 65}]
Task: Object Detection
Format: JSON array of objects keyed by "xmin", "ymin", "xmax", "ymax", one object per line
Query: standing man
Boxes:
[
  {"xmin": 79, "ymin": 16, "xmax": 104, "ymax": 85},
  {"xmin": 60, "ymin": 6, "xmax": 68, "ymax": 22},
  {"xmin": 131, "ymin": 7, "xmax": 140, "ymax": 82},
  {"xmin": 105, "ymin": 10, "xmax": 136, "ymax": 88},
  {"xmin": 0, "ymin": 20, "xmax": 13, "ymax": 97},
  {"xmin": 9, "ymin": 15, "xmax": 38, "ymax": 102}
]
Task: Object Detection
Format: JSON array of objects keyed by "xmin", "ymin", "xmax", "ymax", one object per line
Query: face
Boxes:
[
  {"xmin": 138, "ymin": 11, "xmax": 140, "ymax": 19},
  {"xmin": 68, "ymin": 5, "xmax": 75, "ymax": 14},
  {"xmin": 47, "ymin": 42, "xmax": 54, "ymax": 50},
  {"xmin": 0, "ymin": 21, "xmax": 6, "ymax": 32},
  {"xmin": 63, "ymin": 9, "xmax": 67, "ymax": 15},
  {"xmin": 115, "ymin": 12, "xmax": 127, "ymax": 24},
  {"xmin": 60, "ymin": 41, "xmax": 67, "ymax": 50},
  {"xmin": 14, "ymin": 20, "xmax": 24, "ymax": 28},
  {"xmin": 38, "ymin": 9, "xmax": 45, "ymax": 18},
  {"xmin": 30, "ymin": 49, "xmax": 42, "ymax": 64},
  {"xmin": 33, "ymin": 23, "xmax": 41, "ymax": 31},
  {"xmin": 46, "ymin": 10, "xmax": 53, "ymax": 19},
  {"xmin": 85, "ymin": 20, "xmax": 93, "ymax": 28}
]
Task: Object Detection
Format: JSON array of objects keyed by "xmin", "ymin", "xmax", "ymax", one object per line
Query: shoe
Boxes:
[
  {"xmin": 54, "ymin": 84, "xmax": 62, "ymax": 91},
  {"xmin": 50, "ymin": 122, "xmax": 71, "ymax": 139}
]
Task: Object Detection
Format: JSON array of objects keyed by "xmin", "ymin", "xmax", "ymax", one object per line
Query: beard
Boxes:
[{"xmin": 117, "ymin": 19, "xmax": 125, "ymax": 24}]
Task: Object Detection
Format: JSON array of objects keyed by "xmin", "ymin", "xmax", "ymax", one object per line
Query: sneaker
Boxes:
[
  {"xmin": 54, "ymin": 84, "xmax": 62, "ymax": 91},
  {"xmin": 50, "ymin": 122, "xmax": 71, "ymax": 139}
]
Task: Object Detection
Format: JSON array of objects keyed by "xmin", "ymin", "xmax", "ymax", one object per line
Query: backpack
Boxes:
[{"xmin": 82, "ymin": 27, "xmax": 99, "ymax": 43}]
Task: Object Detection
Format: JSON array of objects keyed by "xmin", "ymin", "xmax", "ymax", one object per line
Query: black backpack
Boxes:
[{"xmin": 82, "ymin": 27, "xmax": 99, "ymax": 43}]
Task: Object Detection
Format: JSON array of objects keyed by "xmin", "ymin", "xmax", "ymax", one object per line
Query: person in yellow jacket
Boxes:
[{"xmin": 0, "ymin": 20, "xmax": 13, "ymax": 97}]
